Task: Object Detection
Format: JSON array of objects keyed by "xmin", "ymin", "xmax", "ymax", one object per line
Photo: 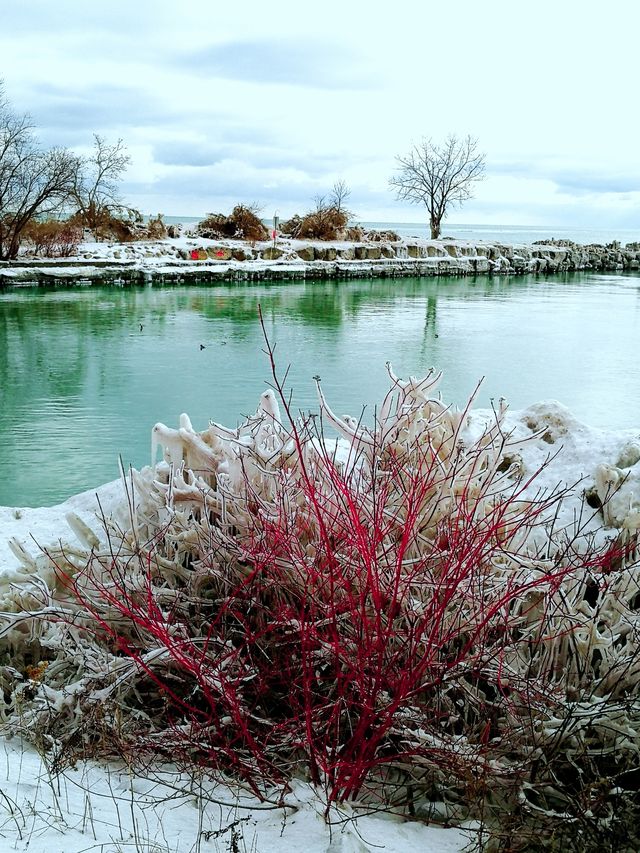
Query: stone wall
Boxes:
[{"xmin": 1, "ymin": 239, "xmax": 639, "ymax": 286}]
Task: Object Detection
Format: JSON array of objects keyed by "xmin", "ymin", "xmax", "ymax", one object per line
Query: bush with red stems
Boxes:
[{"xmin": 3, "ymin": 322, "xmax": 640, "ymax": 850}]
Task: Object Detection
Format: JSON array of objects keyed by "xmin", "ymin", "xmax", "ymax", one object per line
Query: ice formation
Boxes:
[{"xmin": 0, "ymin": 368, "xmax": 639, "ymax": 841}]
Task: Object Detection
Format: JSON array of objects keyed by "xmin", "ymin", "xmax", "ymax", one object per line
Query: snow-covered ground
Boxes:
[
  {"xmin": 2, "ymin": 229, "xmax": 637, "ymax": 289},
  {"xmin": 16, "ymin": 232, "xmax": 505, "ymax": 261},
  {"xmin": 0, "ymin": 738, "xmax": 473, "ymax": 852},
  {"xmin": 9, "ymin": 229, "xmax": 629, "ymax": 266}
]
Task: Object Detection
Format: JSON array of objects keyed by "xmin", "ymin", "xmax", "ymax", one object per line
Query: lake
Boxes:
[
  {"xmin": 1, "ymin": 271, "xmax": 639, "ymax": 507},
  {"xmin": 168, "ymin": 215, "xmax": 640, "ymax": 247}
]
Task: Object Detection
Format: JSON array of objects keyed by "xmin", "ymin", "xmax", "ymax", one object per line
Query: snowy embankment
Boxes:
[
  {"xmin": 0, "ymin": 738, "xmax": 472, "ymax": 853},
  {"xmin": 1, "ymin": 233, "xmax": 639, "ymax": 284}
]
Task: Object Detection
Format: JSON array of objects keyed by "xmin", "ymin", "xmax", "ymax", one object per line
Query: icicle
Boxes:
[
  {"xmin": 65, "ymin": 512, "xmax": 100, "ymax": 550},
  {"xmin": 8, "ymin": 539, "xmax": 37, "ymax": 570},
  {"xmin": 151, "ymin": 422, "xmax": 184, "ymax": 466},
  {"xmin": 258, "ymin": 389, "xmax": 281, "ymax": 423}
]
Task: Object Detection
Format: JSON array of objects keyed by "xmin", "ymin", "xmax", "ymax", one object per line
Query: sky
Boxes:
[{"xmin": 1, "ymin": 0, "xmax": 639, "ymax": 228}]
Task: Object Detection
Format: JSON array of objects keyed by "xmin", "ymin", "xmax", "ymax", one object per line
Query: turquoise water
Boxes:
[{"xmin": 1, "ymin": 272, "xmax": 639, "ymax": 507}]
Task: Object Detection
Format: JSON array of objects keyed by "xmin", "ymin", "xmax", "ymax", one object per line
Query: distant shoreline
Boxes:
[
  {"xmin": 158, "ymin": 217, "xmax": 639, "ymax": 248},
  {"xmin": 1, "ymin": 234, "xmax": 639, "ymax": 286}
]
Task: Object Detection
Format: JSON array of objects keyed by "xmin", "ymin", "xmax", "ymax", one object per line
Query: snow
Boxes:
[
  {"xmin": 0, "ymin": 739, "xmax": 473, "ymax": 852},
  {"xmin": 0, "ymin": 479, "xmax": 125, "ymax": 578},
  {"xmin": 2, "ymin": 233, "xmax": 558, "ymax": 268},
  {"xmin": 3, "ymin": 232, "xmax": 634, "ymax": 286}
]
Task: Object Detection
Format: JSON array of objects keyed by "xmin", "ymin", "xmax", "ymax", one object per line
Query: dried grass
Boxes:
[{"xmin": 197, "ymin": 206, "xmax": 268, "ymax": 242}]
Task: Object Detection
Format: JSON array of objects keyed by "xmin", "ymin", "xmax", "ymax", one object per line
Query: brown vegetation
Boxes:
[
  {"xmin": 281, "ymin": 204, "xmax": 348, "ymax": 241},
  {"xmin": 281, "ymin": 181, "xmax": 354, "ymax": 241},
  {"xmin": 22, "ymin": 219, "xmax": 82, "ymax": 257},
  {"xmin": 69, "ymin": 208, "xmax": 142, "ymax": 242},
  {"xmin": 146, "ymin": 213, "xmax": 167, "ymax": 240},
  {"xmin": 197, "ymin": 204, "xmax": 268, "ymax": 241}
]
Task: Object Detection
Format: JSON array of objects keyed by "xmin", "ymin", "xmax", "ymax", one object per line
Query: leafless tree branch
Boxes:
[
  {"xmin": 72, "ymin": 134, "xmax": 133, "ymax": 239},
  {"xmin": 389, "ymin": 134, "xmax": 485, "ymax": 239},
  {"xmin": 0, "ymin": 82, "xmax": 79, "ymax": 260}
]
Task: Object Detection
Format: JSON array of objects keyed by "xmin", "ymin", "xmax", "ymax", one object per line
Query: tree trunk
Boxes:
[
  {"xmin": 6, "ymin": 235, "xmax": 20, "ymax": 260},
  {"xmin": 430, "ymin": 217, "xmax": 441, "ymax": 240}
]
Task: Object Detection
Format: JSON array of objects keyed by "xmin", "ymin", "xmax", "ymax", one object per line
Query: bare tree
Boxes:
[
  {"xmin": 330, "ymin": 179, "xmax": 351, "ymax": 215},
  {"xmin": 0, "ymin": 84, "xmax": 79, "ymax": 260},
  {"xmin": 73, "ymin": 134, "xmax": 133, "ymax": 238},
  {"xmin": 390, "ymin": 134, "xmax": 485, "ymax": 239}
]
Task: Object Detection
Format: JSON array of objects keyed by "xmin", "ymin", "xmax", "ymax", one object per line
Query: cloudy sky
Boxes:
[{"xmin": 1, "ymin": 0, "xmax": 639, "ymax": 227}]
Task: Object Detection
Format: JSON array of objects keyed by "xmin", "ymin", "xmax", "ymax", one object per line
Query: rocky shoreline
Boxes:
[{"xmin": 1, "ymin": 236, "xmax": 639, "ymax": 285}]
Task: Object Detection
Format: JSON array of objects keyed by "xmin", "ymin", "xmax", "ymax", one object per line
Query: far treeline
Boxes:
[{"xmin": 0, "ymin": 83, "xmax": 485, "ymax": 260}]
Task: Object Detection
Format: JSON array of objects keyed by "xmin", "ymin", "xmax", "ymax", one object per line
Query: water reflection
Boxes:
[{"xmin": 1, "ymin": 272, "xmax": 639, "ymax": 506}]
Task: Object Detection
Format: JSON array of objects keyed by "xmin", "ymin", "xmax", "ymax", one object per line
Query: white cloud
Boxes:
[{"xmin": 1, "ymin": 0, "xmax": 639, "ymax": 226}]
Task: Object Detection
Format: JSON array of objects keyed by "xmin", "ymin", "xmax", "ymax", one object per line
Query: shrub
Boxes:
[
  {"xmin": 68, "ymin": 207, "xmax": 144, "ymax": 242},
  {"xmin": 3, "ymin": 326, "xmax": 640, "ymax": 848},
  {"xmin": 23, "ymin": 218, "xmax": 83, "ymax": 257},
  {"xmin": 196, "ymin": 212, "xmax": 230, "ymax": 239},
  {"xmin": 196, "ymin": 205, "xmax": 268, "ymax": 242},
  {"xmin": 282, "ymin": 183, "xmax": 354, "ymax": 241},
  {"xmin": 100, "ymin": 213, "xmax": 139, "ymax": 242},
  {"xmin": 230, "ymin": 204, "xmax": 269, "ymax": 241},
  {"xmin": 282, "ymin": 201, "xmax": 348, "ymax": 241},
  {"xmin": 146, "ymin": 213, "xmax": 167, "ymax": 240},
  {"xmin": 280, "ymin": 213, "xmax": 302, "ymax": 238}
]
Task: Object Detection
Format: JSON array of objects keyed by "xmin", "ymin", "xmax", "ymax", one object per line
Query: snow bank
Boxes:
[
  {"xmin": 2, "ymin": 233, "xmax": 639, "ymax": 284},
  {"xmin": 0, "ymin": 738, "xmax": 473, "ymax": 852},
  {"xmin": 0, "ymin": 478, "xmax": 125, "ymax": 578}
]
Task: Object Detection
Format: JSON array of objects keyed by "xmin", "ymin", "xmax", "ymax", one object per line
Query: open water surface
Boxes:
[
  {"xmin": 169, "ymin": 216, "xmax": 640, "ymax": 246},
  {"xmin": 1, "ymin": 271, "xmax": 639, "ymax": 506}
]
